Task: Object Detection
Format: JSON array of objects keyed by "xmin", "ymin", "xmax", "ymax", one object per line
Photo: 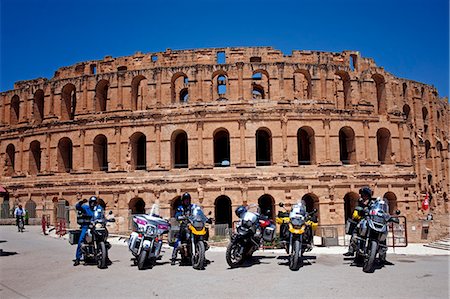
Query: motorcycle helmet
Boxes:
[
  {"xmin": 359, "ymin": 186, "xmax": 373, "ymax": 198},
  {"xmin": 181, "ymin": 192, "xmax": 191, "ymax": 207},
  {"xmin": 235, "ymin": 205, "xmax": 247, "ymax": 218},
  {"xmin": 89, "ymin": 196, "xmax": 98, "ymax": 210}
]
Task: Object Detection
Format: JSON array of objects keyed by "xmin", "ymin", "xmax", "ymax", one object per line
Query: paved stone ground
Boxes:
[{"xmin": 1, "ymin": 226, "xmax": 449, "ymax": 299}]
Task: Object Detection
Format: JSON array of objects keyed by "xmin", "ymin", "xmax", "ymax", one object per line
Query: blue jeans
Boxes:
[{"xmin": 75, "ymin": 226, "xmax": 88, "ymax": 260}]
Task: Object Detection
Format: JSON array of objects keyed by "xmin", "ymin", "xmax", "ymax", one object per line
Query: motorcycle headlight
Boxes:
[
  {"xmin": 291, "ymin": 217, "xmax": 304, "ymax": 228},
  {"xmin": 95, "ymin": 223, "xmax": 104, "ymax": 230},
  {"xmin": 193, "ymin": 220, "xmax": 204, "ymax": 230},
  {"xmin": 146, "ymin": 225, "xmax": 157, "ymax": 237}
]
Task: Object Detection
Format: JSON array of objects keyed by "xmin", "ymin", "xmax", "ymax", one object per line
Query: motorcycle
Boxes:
[
  {"xmin": 75, "ymin": 209, "xmax": 115, "ymax": 269},
  {"xmin": 226, "ymin": 205, "xmax": 276, "ymax": 268},
  {"xmin": 353, "ymin": 198, "xmax": 400, "ymax": 273},
  {"xmin": 128, "ymin": 205, "xmax": 171, "ymax": 270},
  {"xmin": 177, "ymin": 205, "xmax": 212, "ymax": 270},
  {"xmin": 276, "ymin": 202, "xmax": 318, "ymax": 270},
  {"xmin": 17, "ymin": 216, "xmax": 25, "ymax": 232}
]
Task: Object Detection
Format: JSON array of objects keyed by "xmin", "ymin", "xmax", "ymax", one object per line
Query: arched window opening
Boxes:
[
  {"xmin": 377, "ymin": 128, "xmax": 392, "ymax": 164},
  {"xmin": 422, "ymin": 107, "xmax": 429, "ymax": 133},
  {"xmin": 215, "ymin": 195, "xmax": 232, "ymax": 228},
  {"xmin": 344, "ymin": 192, "xmax": 360, "ymax": 221},
  {"xmin": 130, "ymin": 133, "xmax": 146, "ymax": 170},
  {"xmin": 301, "ymin": 193, "xmax": 320, "ymax": 219},
  {"xmin": 170, "ymin": 196, "xmax": 182, "ymax": 217},
  {"xmin": 93, "ymin": 135, "xmax": 108, "ymax": 171},
  {"xmin": 350, "ymin": 54, "xmax": 357, "ymax": 71},
  {"xmin": 117, "ymin": 66, "xmax": 127, "ymax": 72},
  {"xmin": 425, "ymin": 140, "xmax": 431, "ymax": 159},
  {"xmin": 258, "ymin": 194, "xmax": 274, "ymax": 219},
  {"xmin": 335, "ymin": 72, "xmax": 351, "ymax": 109},
  {"xmin": 6, "ymin": 144, "xmax": 15, "ymax": 176},
  {"xmin": 90, "ymin": 64, "xmax": 97, "ymax": 75},
  {"xmin": 57, "ymin": 137, "xmax": 73, "ymax": 173},
  {"xmin": 372, "ymin": 74, "xmax": 386, "ymax": 114},
  {"xmin": 214, "ymin": 129, "xmax": 230, "ymax": 167},
  {"xmin": 95, "ymin": 80, "xmax": 109, "ymax": 112},
  {"xmin": 339, "ymin": 127, "xmax": 356, "ymax": 165},
  {"xmin": 256, "ymin": 129, "xmax": 272, "ymax": 166},
  {"xmin": 61, "ymin": 84, "xmax": 76, "ymax": 120},
  {"xmin": 252, "ymin": 84, "xmax": 264, "ymax": 99},
  {"xmin": 179, "ymin": 88, "xmax": 189, "ymax": 103},
  {"xmin": 29, "ymin": 140, "xmax": 41, "ymax": 175},
  {"xmin": 10, "ymin": 95, "xmax": 20, "ymax": 125},
  {"xmin": 217, "ymin": 75, "xmax": 227, "ymax": 96},
  {"xmin": 25, "ymin": 199, "xmax": 37, "ymax": 218},
  {"xmin": 403, "ymin": 104, "xmax": 411, "ymax": 122},
  {"xmin": 293, "ymin": 71, "xmax": 311, "ymax": 100},
  {"xmin": 297, "ymin": 127, "xmax": 315, "ymax": 165},
  {"xmin": 402, "ymin": 83, "xmax": 408, "ymax": 98},
  {"xmin": 129, "ymin": 197, "xmax": 145, "ymax": 214},
  {"xmin": 33, "ymin": 90, "xmax": 45, "ymax": 123},
  {"xmin": 173, "ymin": 131, "xmax": 188, "ymax": 168},
  {"xmin": 383, "ymin": 192, "xmax": 398, "ymax": 215},
  {"xmin": 131, "ymin": 75, "xmax": 147, "ymax": 111}
]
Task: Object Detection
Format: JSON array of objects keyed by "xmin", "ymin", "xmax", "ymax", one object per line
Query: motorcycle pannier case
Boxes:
[
  {"xmin": 262, "ymin": 224, "xmax": 276, "ymax": 242},
  {"xmin": 345, "ymin": 219, "xmax": 357, "ymax": 235},
  {"xmin": 69, "ymin": 230, "xmax": 81, "ymax": 245}
]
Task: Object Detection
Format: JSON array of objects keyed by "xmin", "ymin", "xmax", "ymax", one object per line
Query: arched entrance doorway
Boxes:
[
  {"xmin": 301, "ymin": 193, "xmax": 320, "ymax": 221},
  {"xmin": 258, "ymin": 194, "xmax": 274, "ymax": 219},
  {"xmin": 25, "ymin": 199, "xmax": 37, "ymax": 218},
  {"xmin": 214, "ymin": 195, "xmax": 232, "ymax": 227},
  {"xmin": 344, "ymin": 192, "xmax": 360, "ymax": 221},
  {"xmin": 383, "ymin": 192, "xmax": 398, "ymax": 215},
  {"xmin": 129, "ymin": 197, "xmax": 145, "ymax": 214},
  {"xmin": 0, "ymin": 186, "xmax": 10, "ymax": 219}
]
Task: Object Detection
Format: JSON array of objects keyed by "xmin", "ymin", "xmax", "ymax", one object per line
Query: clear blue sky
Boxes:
[{"xmin": 1, "ymin": 0, "xmax": 449, "ymax": 98}]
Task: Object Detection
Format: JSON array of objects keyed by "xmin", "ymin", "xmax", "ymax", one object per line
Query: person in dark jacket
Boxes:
[
  {"xmin": 170, "ymin": 192, "xmax": 194, "ymax": 265},
  {"xmin": 73, "ymin": 196, "xmax": 97, "ymax": 266}
]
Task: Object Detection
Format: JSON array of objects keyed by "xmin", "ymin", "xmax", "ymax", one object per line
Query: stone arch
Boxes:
[
  {"xmin": 212, "ymin": 70, "xmax": 228, "ymax": 100},
  {"xmin": 256, "ymin": 128, "xmax": 272, "ymax": 166},
  {"xmin": 25, "ymin": 199, "xmax": 37, "ymax": 218},
  {"xmin": 301, "ymin": 193, "xmax": 320, "ymax": 216},
  {"xmin": 57, "ymin": 137, "xmax": 73, "ymax": 173},
  {"xmin": 93, "ymin": 134, "xmax": 108, "ymax": 171},
  {"xmin": 252, "ymin": 70, "xmax": 269, "ymax": 99},
  {"xmin": 213, "ymin": 128, "xmax": 230, "ymax": 167},
  {"xmin": 258, "ymin": 194, "xmax": 275, "ymax": 219},
  {"xmin": 293, "ymin": 69, "xmax": 311, "ymax": 99},
  {"xmin": 129, "ymin": 197, "xmax": 145, "ymax": 214},
  {"xmin": 372, "ymin": 74, "xmax": 386, "ymax": 114},
  {"xmin": 377, "ymin": 128, "xmax": 392, "ymax": 164},
  {"xmin": 215, "ymin": 195, "xmax": 232, "ymax": 227},
  {"xmin": 131, "ymin": 75, "xmax": 147, "ymax": 110},
  {"xmin": 339, "ymin": 126, "xmax": 356, "ymax": 164},
  {"xmin": 170, "ymin": 196, "xmax": 182, "ymax": 217},
  {"xmin": 29, "ymin": 140, "xmax": 41, "ymax": 175},
  {"xmin": 94, "ymin": 79, "xmax": 109, "ymax": 112},
  {"xmin": 61, "ymin": 83, "xmax": 76, "ymax": 121},
  {"xmin": 422, "ymin": 107, "xmax": 429, "ymax": 133},
  {"xmin": 344, "ymin": 192, "xmax": 360, "ymax": 220},
  {"xmin": 425, "ymin": 140, "xmax": 431, "ymax": 159},
  {"xmin": 10, "ymin": 95, "xmax": 20, "ymax": 125},
  {"xmin": 172, "ymin": 130, "xmax": 188, "ymax": 168},
  {"xmin": 297, "ymin": 126, "xmax": 315, "ymax": 165},
  {"xmin": 5, "ymin": 144, "xmax": 15, "ymax": 176},
  {"xmin": 335, "ymin": 71, "xmax": 351, "ymax": 109},
  {"xmin": 171, "ymin": 72, "xmax": 189, "ymax": 103},
  {"xmin": 130, "ymin": 132, "xmax": 146, "ymax": 170},
  {"xmin": 33, "ymin": 89, "xmax": 45, "ymax": 123},
  {"xmin": 383, "ymin": 192, "xmax": 398, "ymax": 215},
  {"xmin": 403, "ymin": 104, "xmax": 411, "ymax": 122}
]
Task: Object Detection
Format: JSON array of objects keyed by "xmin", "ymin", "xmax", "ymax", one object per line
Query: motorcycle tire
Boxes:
[
  {"xmin": 97, "ymin": 241, "xmax": 107, "ymax": 269},
  {"xmin": 363, "ymin": 240, "xmax": 377, "ymax": 273},
  {"xmin": 226, "ymin": 241, "xmax": 244, "ymax": 268},
  {"xmin": 289, "ymin": 239, "xmax": 302, "ymax": 271},
  {"xmin": 192, "ymin": 241, "xmax": 205, "ymax": 270},
  {"xmin": 138, "ymin": 249, "xmax": 149, "ymax": 270}
]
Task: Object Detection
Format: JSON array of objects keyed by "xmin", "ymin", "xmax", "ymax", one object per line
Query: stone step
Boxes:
[{"xmin": 423, "ymin": 243, "xmax": 450, "ymax": 251}]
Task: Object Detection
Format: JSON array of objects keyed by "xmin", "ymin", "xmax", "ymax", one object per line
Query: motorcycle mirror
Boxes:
[
  {"xmin": 355, "ymin": 206, "xmax": 364, "ymax": 212},
  {"xmin": 278, "ymin": 202, "xmax": 284, "ymax": 207},
  {"xmin": 108, "ymin": 211, "xmax": 113, "ymax": 215},
  {"xmin": 109, "ymin": 218, "xmax": 116, "ymax": 222},
  {"xmin": 395, "ymin": 210, "xmax": 401, "ymax": 215},
  {"xmin": 208, "ymin": 211, "xmax": 212, "ymax": 215}
]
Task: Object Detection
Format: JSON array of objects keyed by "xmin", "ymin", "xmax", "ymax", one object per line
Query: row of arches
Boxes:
[
  {"xmin": 6, "ymin": 70, "xmax": 397, "ymax": 124},
  {"xmin": 4, "ymin": 126, "xmax": 407, "ymax": 175}
]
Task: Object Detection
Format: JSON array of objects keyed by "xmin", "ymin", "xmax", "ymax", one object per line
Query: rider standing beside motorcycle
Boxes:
[
  {"xmin": 170, "ymin": 192, "xmax": 193, "ymax": 265},
  {"xmin": 343, "ymin": 186, "xmax": 375, "ymax": 257},
  {"xmin": 73, "ymin": 196, "xmax": 100, "ymax": 266}
]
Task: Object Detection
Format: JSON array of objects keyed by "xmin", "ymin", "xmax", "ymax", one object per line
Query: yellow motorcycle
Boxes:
[{"xmin": 277, "ymin": 201, "xmax": 318, "ymax": 270}]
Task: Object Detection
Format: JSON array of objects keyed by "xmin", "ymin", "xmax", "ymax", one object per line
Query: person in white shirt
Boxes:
[{"xmin": 14, "ymin": 204, "xmax": 26, "ymax": 231}]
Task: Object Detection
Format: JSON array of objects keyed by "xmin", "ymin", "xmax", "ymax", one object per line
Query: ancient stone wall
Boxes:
[{"xmin": 0, "ymin": 47, "xmax": 449, "ymax": 241}]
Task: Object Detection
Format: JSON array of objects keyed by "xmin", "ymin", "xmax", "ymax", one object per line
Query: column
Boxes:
[
  {"xmin": 19, "ymin": 137, "xmax": 24, "ymax": 175},
  {"xmin": 281, "ymin": 114, "xmax": 288, "ymax": 163},
  {"xmin": 237, "ymin": 62, "xmax": 244, "ymax": 100},
  {"xmin": 155, "ymin": 124, "xmax": 161, "ymax": 167},
  {"xmin": 277, "ymin": 63, "xmax": 285, "ymax": 100},
  {"xmin": 49, "ymin": 87, "xmax": 55, "ymax": 117},
  {"xmin": 80, "ymin": 129, "xmax": 86, "ymax": 170},
  {"xmin": 115, "ymin": 126, "xmax": 122, "ymax": 170},
  {"xmin": 239, "ymin": 119, "xmax": 247, "ymax": 164},
  {"xmin": 324, "ymin": 119, "xmax": 330, "ymax": 162},
  {"xmin": 398, "ymin": 123, "xmax": 404, "ymax": 163},
  {"xmin": 117, "ymin": 74, "xmax": 123, "ymax": 109},
  {"xmin": 363, "ymin": 120, "xmax": 369, "ymax": 162},
  {"xmin": 156, "ymin": 69, "xmax": 162, "ymax": 105},
  {"xmin": 197, "ymin": 121, "xmax": 204, "ymax": 166},
  {"xmin": 82, "ymin": 79, "xmax": 88, "ymax": 111},
  {"xmin": 46, "ymin": 133, "xmax": 51, "ymax": 172}
]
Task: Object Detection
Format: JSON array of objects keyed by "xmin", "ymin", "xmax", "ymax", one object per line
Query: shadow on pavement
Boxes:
[{"xmin": 0, "ymin": 249, "xmax": 18, "ymax": 256}]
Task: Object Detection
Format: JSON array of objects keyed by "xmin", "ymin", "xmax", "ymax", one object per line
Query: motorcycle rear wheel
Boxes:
[
  {"xmin": 138, "ymin": 249, "xmax": 149, "ymax": 270},
  {"xmin": 289, "ymin": 238, "xmax": 302, "ymax": 271},
  {"xmin": 363, "ymin": 240, "xmax": 377, "ymax": 273},
  {"xmin": 97, "ymin": 241, "xmax": 107, "ymax": 269},
  {"xmin": 192, "ymin": 241, "xmax": 205, "ymax": 270},
  {"xmin": 226, "ymin": 241, "xmax": 243, "ymax": 268}
]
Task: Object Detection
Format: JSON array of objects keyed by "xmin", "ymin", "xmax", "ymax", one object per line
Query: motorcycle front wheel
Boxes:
[
  {"xmin": 138, "ymin": 249, "xmax": 149, "ymax": 270},
  {"xmin": 289, "ymin": 238, "xmax": 302, "ymax": 271},
  {"xmin": 97, "ymin": 241, "xmax": 107, "ymax": 269},
  {"xmin": 226, "ymin": 241, "xmax": 244, "ymax": 268},
  {"xmin": 192, "ymin": 241, "xmax": 205, "ymax": 270},
  {"xmin": 363, "ymin": 240, "xmax": 377, "ymax": 273}
]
